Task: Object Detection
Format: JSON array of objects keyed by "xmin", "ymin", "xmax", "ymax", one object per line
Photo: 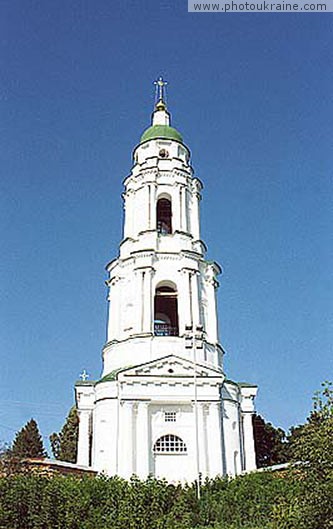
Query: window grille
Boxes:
[
  {"xmin": 153, "ymin": 434, "xmax": 187, "ymax": 453},
  {"xmin": 164, "ymin": 411, "xmax": 176, "ymax": 422}
]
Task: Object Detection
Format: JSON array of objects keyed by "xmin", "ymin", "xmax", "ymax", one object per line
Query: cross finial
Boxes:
[
  {"xmin": 154, "ymin": 76, "xmax": 168, "ymax": 105},
  {"xmin": 79, "ymin": 369, "xmax": 89, "ymax": 381}
]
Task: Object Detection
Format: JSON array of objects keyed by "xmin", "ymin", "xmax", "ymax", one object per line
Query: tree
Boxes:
[
  {"xmin": 290, "ymin": 381, "xmax": 333, "ymax": 476},
  {"xmin": 50, "ymin": 406, "xmax": 79, "ymax": 463},
  {"xmin": 253, "ymin": 413, "xmax": 288, "ymax": 468},
  {"xmin": 286, "ymin": 381, "xmax": 333, "ymax": 529},
  {"xmin": 10, "ymin": 419, "xmax": 46, "ymax": 459}
]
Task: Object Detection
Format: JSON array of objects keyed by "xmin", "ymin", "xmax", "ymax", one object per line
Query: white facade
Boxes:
[{"xmin": 75, "ymin": 90, "xmax": 257, "ymax": 482}]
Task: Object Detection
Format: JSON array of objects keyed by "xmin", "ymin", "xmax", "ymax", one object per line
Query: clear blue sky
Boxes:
[{"xmin": 1, "ymin": 1, "xmax": 332, "ymax": 451}]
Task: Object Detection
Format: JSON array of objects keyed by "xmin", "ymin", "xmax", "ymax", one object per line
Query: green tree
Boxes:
[
  {"xmin": 252, "ymin": 413, "xmax": 288, "ymax": 467},
  {"xmin": 285, "ymin": 381, "xmax": 333, "ymax": 529},
  {"xmin": 50, "ymin": 406, "xmax": 79, "ymax": 462},
  {"xmin": 10, "ymin": 418, "xmax": 46, "ymax": 459},
  {"xmin": 290, "ymin": 381, "xmax": 333, "ymax": 476}
]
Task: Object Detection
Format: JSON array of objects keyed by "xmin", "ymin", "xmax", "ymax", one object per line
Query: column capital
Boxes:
[
  {"xmin": 180, "ymin": 267, "xmax": 199, "ymax": 276},
  {"xmin": 77, "ymin": 408, "xmax": 92, "ymax": 418},
  {"xmin": 201, "ymin": 403, "xmax": 210, "ymax": 415},
  {"xmin": 137, "ymin": 400, "xmax": 150, "ymax": 408},
  {"xmin": 121, "ymin": 400, "xmax": 134, "ymax": 408},
  {"xmin": 209, "ymin": 401, "xmax": 221, "ymax": 412},
  {"xmin": 108, "ymin": 275, "xmax": 122, "ymax": 287}
]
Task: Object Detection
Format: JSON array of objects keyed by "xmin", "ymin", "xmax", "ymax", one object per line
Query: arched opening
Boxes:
[
  {"xmin": 153, "ymin": 434, "xmax": 187, "ymax": 454},
  {"xmin": 157, "ymin": 197, "xmax": 172, "ymax": 235},
  {"xmin": 154, "ymin": 285, "xmax": 179, "ymax": 336}
]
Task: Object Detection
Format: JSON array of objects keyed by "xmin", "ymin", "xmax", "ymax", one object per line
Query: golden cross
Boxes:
[{"xmin": 154, "ymin": 76, "xmax": 168, "ymax": 103}]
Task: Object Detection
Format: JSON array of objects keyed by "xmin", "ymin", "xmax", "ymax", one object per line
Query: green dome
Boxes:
[{"xmin": 140, "ymin": 124, "xmax": 183, "ymax": 144}]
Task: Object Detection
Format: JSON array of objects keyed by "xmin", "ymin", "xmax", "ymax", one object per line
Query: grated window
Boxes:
[
  {"xmin": 153, "ymin": 434, "xmax": 187, "ymax": 453},
  {"xmin": 164, "ymin": 411, "xmax": 176, "ymax": 422}
]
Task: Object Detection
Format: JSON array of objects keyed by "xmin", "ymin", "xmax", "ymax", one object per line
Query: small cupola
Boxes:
[{"xmin": 140, "ymin": 76, "xmax": 183, "ymax": 144}]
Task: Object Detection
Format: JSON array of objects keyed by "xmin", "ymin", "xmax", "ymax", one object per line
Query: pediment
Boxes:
[{"xmin": 118, "ymin": 355, "xmax": 223, "ymax": 380}]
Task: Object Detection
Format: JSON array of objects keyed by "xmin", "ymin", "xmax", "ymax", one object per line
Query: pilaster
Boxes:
[
  {"xmin": 190, "ymin": 180, "xmax": 201, "ymax": 241},
  {"xmin": 242, "ymin": 413, "xmax": 256, "ymax": 471},
  {"xmin": 240, "ymin": 386, "xmax": 258, "ymax": 472},
  {"xmin": 198, "ymin": 403, "xmax": 208, "ymax": 478},
  {"xmin": 205, "ymin": 266, "xmax": 219, "ymax": 344},
  {"xmin": 119, "ymin": 401, "xmax": 134, "ymax": 479},
  {"xmin": 75, "ymin": 382, "xmax": 95, "ymax": 468},
  {"xmin": 77, "ymin": 410, "xmax": 91, "ymax": 467},
  {"xmin": 107, "ymin": 276, "xmax": 121, "ymax": 342},
  {"xmin": 191, "ymin": 270, "xmax": 201, "ymax": 329},
  {"xmin": 207, "ymin": 402, "xmax": 223, "ymax": 476},
  {"xmin": 143, "ymin": 267, "xmax": 154, "ymax": 333},
  {"xmin": 136, "ymin": 401, "xmax": 150, "ymax": 479}
]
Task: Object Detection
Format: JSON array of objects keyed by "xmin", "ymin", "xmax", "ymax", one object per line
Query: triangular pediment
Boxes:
[{"xmin": 118, "ymin": 355, "xmax": 224, "ymax": 380}]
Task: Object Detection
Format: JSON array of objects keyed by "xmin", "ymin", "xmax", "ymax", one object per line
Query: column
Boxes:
[
  {"xmin": 149, "ymin": 183, "xmax": 157, "ymax": 230},
  {"xmin": 107, "ymin": 277, "xmax": 120, "ymax": 342},
  {"xmin": 142, "ymin": 268, "xmax": 153, "ymax": 333},
  {"xmin": 242, "ymin": 412, "xmax": 256, "ymax": 471},
  {"xmin": 178, "ymin": 269, "xmax": 192, "ymax": 334},
  {"xmin": 198, "ymin": 403, "xmax": 207, "ymax": 478},
  {"xmin": 77, "ymin": 410, "xmax": 91, "ymax": 467},
  {"xmin": 191, "ymin": 271, "xmax": 201, "ymax": 329},
  {"xmin": 145, "ymin": 181, "xmax": 151, "ymax": 232},
  {"xmin": 185, "ymin": 187, "xmax": 190, "ymax": 233},
  {"xmin": 119, "ymin": 401, "xmax": 134, "ymax": 479},
  {"xmin": 133, "ymin": 269, "xmax": 144, "ymax": 334},
  {"xmin": 136, "ymin": 402, "xmax": 150, "ymax": 479},
  {"xmin": 136, "ymin": 186, "xmax": 147, "ymax": 234},
  {"xmin": 172, "ymin": 186, "xmax": 181, "ymax": 232},
  {"xmin": 123, "ymin": 190, "xmax": 134, "ymax": 239},
  {"xmin": 191, "ymin": 184, "xmax": 201, "ymax": 241},
  {"xmin": 180, "ymin": 185, "xmax": 187, "ymax": 232},
  {"xmin": 206, "ymin": 277, "xmax": 218, "ymax": 344},
  {"xmin": 207, "ymin": 402, "xmax": 223, "ymax": 477},
  {"xmin": 140, "ymin": 270, "xmax": 145, "ymax": 332}
]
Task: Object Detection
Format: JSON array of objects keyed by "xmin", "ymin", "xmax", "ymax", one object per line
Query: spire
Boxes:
[{"xmin": 152, "ymin": 76, "xmax": 170, "ymax": 126}]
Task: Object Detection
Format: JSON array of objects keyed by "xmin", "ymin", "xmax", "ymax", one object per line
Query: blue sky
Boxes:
[{"xmin": 0, "ymin": 1, "xmax": 332, "ymax": 451}]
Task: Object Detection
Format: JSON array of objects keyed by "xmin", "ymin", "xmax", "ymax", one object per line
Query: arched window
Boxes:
[
  {"xmin": 157, "ymin": 197, "xmax": 172, "ymax": 235},
  {"xmin": 153, "ymin": 434, "xmax": 187, "ymax": 453},
  {"xmin": 154, "ymin": 285, "xmax": 179, "ymax": 336}
]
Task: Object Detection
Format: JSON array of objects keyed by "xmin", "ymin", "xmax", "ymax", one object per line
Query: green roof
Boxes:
[
  {"xmin": 140, "ymin": 125, "xmax": 183, "ymax": 144},
  {"xmin": 96, "ymin": 366, "xmax": 133, "ymax": 384}
]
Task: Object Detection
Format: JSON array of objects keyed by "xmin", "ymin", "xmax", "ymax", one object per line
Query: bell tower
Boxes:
[
  {"xmin": 75, "ymin": 79, "xmax": 257, "ymax": 482},
  {"xmin": 103, "ymin": 78, "xmax": 222, "ymax": 377}
]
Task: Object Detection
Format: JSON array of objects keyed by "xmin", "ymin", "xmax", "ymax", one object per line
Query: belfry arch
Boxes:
[
  {"xmin": 157, "ymin": 196, "xmax": 172, "ymax": 234},
  {"xmin": 154, "ymin": 282, "xmax": 179, "ymax": 336}
]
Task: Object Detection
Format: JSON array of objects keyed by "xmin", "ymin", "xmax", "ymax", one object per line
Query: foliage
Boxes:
[
  {"xmin": 50, "ymin": 406, "xmax": 79, "ymax": 463},
  {"xmin": 252, "ymin": 414, "xmax": 288, "ymax": 468},
  {"xmin": 285, "ymin": 381, "xmax": 333, "ymax": 529},
  {"xmin": 9, "ymin": 419, "xmax": 46, "ymax": 459},
  {"xmin": 0, "ymin": 472, "xmax": 295, "ymax": 529},
  {"xmin": 0, "ymin": 471, "xmax": 312, "ymax": 529}
]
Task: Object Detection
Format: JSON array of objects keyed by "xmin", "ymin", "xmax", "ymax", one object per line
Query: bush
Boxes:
[{"xmin": 0, "ymin": 471, "xmax": 299, "ymax": 529}]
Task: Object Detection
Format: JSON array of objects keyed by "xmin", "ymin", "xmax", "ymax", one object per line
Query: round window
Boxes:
[{"xmin": 159, "ymin": 149, "xmax": 169, "ymax": 159}]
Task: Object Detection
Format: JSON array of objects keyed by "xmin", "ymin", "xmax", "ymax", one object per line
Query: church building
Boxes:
[{"xmin": 75, "ymin": 79, "xmax": 257, "ymax": 483}]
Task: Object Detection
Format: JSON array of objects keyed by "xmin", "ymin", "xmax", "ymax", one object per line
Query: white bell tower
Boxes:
[
  {"xmin": 75, "ymin": 78, "xmax": 258, "ymax": 482},
  {"xmin": 103, "ymin": 78, "xmax": 221, "ymax": 377}
]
